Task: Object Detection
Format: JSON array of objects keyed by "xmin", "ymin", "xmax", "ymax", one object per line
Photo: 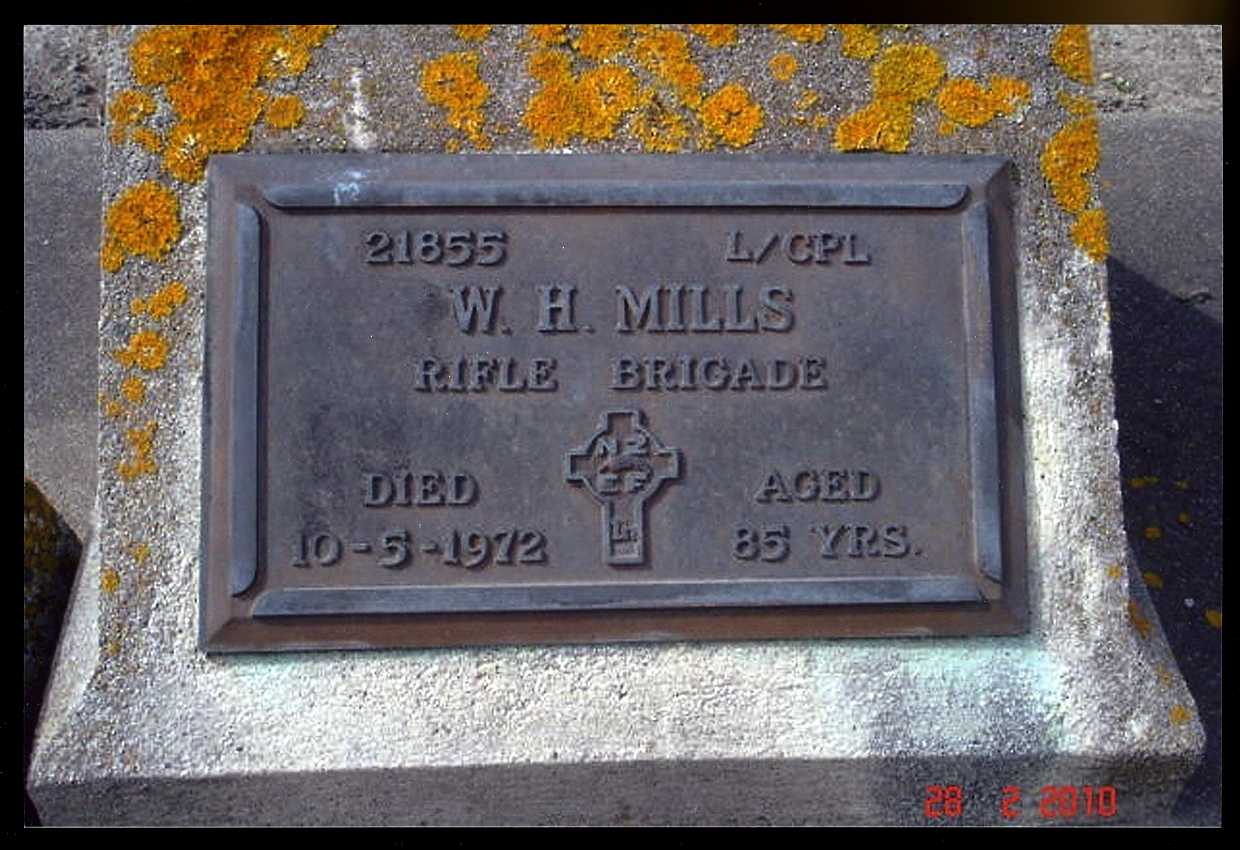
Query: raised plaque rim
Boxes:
[{"xmin": 200, "ymin": 153, "xmax": 1027, "ymax": 653}]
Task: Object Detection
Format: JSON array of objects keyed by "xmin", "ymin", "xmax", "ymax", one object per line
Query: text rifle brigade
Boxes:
[{"xmin": 410, "ymin": 283, "xmax": 828, "ymax": 393}]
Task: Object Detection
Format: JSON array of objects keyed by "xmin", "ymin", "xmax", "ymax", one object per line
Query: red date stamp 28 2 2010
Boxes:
[{"xmin": 924, "ymin": 785, "xmax": 1119, "ymax": 821}]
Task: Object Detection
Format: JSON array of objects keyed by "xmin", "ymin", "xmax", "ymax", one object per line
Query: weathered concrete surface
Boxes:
[
  {"xmin": 24, "ymin": 129, "xmax": 103, "ymax": 540},
  {"xmin": 29, "ymin": 25, "xmax": 1204, "ymax": 825}
]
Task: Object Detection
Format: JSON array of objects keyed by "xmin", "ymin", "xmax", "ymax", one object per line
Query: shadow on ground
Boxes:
[
  {"xmin": 24, "ymin": 483, "xmax": 83, "ymax": 827},
  {"xmin": 1106, "ymin": 257, "xmax": 1222, "ymax": 826}
]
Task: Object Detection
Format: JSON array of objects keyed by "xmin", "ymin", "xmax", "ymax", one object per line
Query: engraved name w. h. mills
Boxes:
[{"xmin": 565, "ymin": 410, "xmax": 681, "ymax": 566}]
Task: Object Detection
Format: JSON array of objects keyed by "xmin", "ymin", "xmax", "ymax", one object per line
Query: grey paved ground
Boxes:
[
  {"xmin": 1092, "ymin": 25, "xmax": 1222, "ymax": 827},
  {"xmin": 1091, "ymin": 25, "xmax": 1223, "ymax": 114},
  {"xmin": 22, "ymin": 25, "xmax": 105, "ymax": 128},
  {"xmin": 1096, "ymin": 116, "xmax": 1222, "ymax": 827},
  {"xmin": 22, "ymin": 24, "xmax": 1222, "ymax": 827},
  {"xmin": 23, "ymin": 129, "xmax": 102, "ymax": 541}
]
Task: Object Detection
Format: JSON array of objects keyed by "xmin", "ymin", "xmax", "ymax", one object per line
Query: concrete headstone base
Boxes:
[{"xmin": 28, "ymin": 24, "xmax": 1203, "ymax": 825}]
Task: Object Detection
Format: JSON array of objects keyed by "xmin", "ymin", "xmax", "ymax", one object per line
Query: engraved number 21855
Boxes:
[{"xmin": 364, "ymin": 230, "xmax": 507, "ymax": 266}]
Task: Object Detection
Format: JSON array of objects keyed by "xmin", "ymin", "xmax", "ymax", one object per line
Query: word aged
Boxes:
[
  {"xmin": 202, "ymin": 153, "xmax": 1026, "ymax": 652},
  {"xmin": 754, "ymin": 468, "xmax": 880, "ymax": 503}
]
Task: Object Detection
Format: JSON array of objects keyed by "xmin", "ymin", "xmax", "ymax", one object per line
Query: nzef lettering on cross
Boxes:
[{"xmin": 565, "ymin": 410, "xmax": 681, "ymax": 566}]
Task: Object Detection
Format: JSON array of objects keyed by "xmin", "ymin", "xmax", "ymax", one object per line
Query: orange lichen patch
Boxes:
[
  {"xmin": 1128, "ymin": 475, "xmax": 1159, "ymax": 489},
  {"xmin": 936, "ymin": 79, "xmax": 992, "ymax": 127},
  {"xmin": 118, "ymin": 420, "xmax": 158, "ymax": 481},
  {"xmin": 129, "ymin": 541, "xmax": 150, "ymax": 564},
  {"xmin": 1106, "ymin": 562, "xmax": 1123, "ymax": 579},
  {"xmin": 795, "ymin": 90, "xmax": 820, "ymax": 111},
  {"xmin": 1052, "ymin": 25, "xmax": 1093, "ymax": 85},
  {"xmin": 101, "ymin": 568, "xmax": 121, "ymax": 595},
  {"xmin": 811, "ymin": 113, "xmax": 829, "ymax": 131},
  {"xmin": 688, "ymin": 24, "xmax": 738, "ymax": 48},
  {"xmin": 287, "ymin": 26, "xmax": 335, "ymax": 52},
  {"xmin": 100, "ymin": 241, "xmax": 125, "ymax": 273},
  {"xmin": 1128, "ymin": 600, "xmax": 1151, "ymax": 639},
  {"xmin": 835, "ymin": 43, "xmax": 944, "ymax": 153},
  {"xmin": 110, "ymin": 89, "xmax": 156, "ymax": 124},
  {"xmin": 1168, "ymin": 704, "xmax": 1192, "ymax": 726},
  {"xmin": 1142, "ymin": 571, "xmax": 1164, "ymax": 589},
  {"xmin": 528, "ymin": 48, "xmax": 572, "ymax": 82},
  {"xmin": 108, "ymin": 89, "xmax": 156, "ymax": 145},
  {"xmin": 265, "ymin": 94, "xmax": 305, "ymax": 129},
  {"xmin": 577, "ymin": 65, "xmax": 640, "ymax": 140},
  {"xmin": 834, "ymin": 98, "xmax": 914, "ymax": 152},
  {"xmin": 105, "ymin": 639, "xmax": 122, "ymax": 657},
  {"xmin": 836, "ymin": 24, "xmax": 879, "ymax": 60},
  {"xmin": 573, "ymin": 24, "xmax": 628, "ymax": 60},
  {"xmin": 101, "ymin": 180, "xmax": 182, "ymax": 273},
  {"xmin": 131, "ymin": 284, "xmax": 178, "ymax": 318},
  {"xmin": 1071, "ymin": 208, "xmax": 1109, "ymax": 261},
  {"xmin": 1040, "ymin": 117, "xmax": 1099, "ymax": 214},
  {"xmin": 128, "ymin": 26, "xmax": 334, "ymax": 183},
  {"xmin": 768, "ymin": 24, "xmax": 827, "ymax": 44},
  {"xmin": 1057, "ymin": 90, "xmax": 1096, "ymax": 117},
  {"xmin": 524, "ymin": 58, "xmax": 640, "ymax": 148},
  {"xmin": 161, "ymin": 125, "xmax": 212, "ymax": 183},
  {"xmin": 131, "ymin": 127, "xmax": 164, "ymax": 153},
  {"xmin": 524, "ymin": 77, "xmax": 580, "ymax": 147},
  {"xmin": 267, "ymin": 25, "xmax": 335, "ymax": 77},
  {"xmin": 102, "ymin": 397, "xmax": 125, "ymax": 419},
  {"xmin": 420, "ymin": 51, "xmax": 491, "ymax": 150},
  {"xmin": 873, "ymin": 44, "xmax": 945, "ymax": 103},
  {"xmin": 453, "ymin": 25, "xmax": 492, "ymax": 42},
  {"xmin": 521, "ymin": 46, "xmax": 577, "ymax": 146},
  {"xmin": 529, "ymin": 24, "xmax": 569, "ymax": 46},
  {"xmin": 631, "ymin": 25, "xmax": 705, "ymax": 109},
  {"xmin": 1204, "ymin": 609, "xmax": 1222, "ymax": 629},
  {"xmin": 769, "ymin": 52, "xmax": 798, "ymax": 82},
  {"xmin": 133, "ymin": 280, "xmax": 189, "ymax": 320},
  {"xmin": 120, "ymin": 376, "xmax": 146, "ymax": 405},
  {"xmin": 990, "ymin": 77, "xmax": 1032, "ymax": 110},
  {"xmin": 114, "ymin": 330, "xmax": 170, "ymax": 372},
  {"xmin": 630, "ymin": 92, "xmax": 689, "ymax": 152},
  {"xmin": 1144, "ymin": 525, "xmax": 1162, "ymax": 541},
  {"xmin": 936, "ymin": 75, "xmax": 1031, "ymax": 128},
  {"xmin": 938, "ymin": 118, "xmax": 958, "ymax": 137},
  {"xmin": 700, "ymin": 82, "xmax": 764, "ymax": 148}
]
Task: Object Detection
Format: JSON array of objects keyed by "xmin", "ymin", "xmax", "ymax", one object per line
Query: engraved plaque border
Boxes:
[{"xmin": 201, "ymin": 154, "xmax": 1027, "ymax": 652}]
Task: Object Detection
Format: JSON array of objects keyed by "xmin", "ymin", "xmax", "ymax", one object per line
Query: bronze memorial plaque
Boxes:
[{"xmin": 201, "ymin": 154, "xmax": 1027, "ymax": 652}]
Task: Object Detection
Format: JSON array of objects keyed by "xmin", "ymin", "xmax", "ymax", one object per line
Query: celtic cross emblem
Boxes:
[{"xmin": 565, "ymin": 410, "xmax": 681, "ymax": 566}]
